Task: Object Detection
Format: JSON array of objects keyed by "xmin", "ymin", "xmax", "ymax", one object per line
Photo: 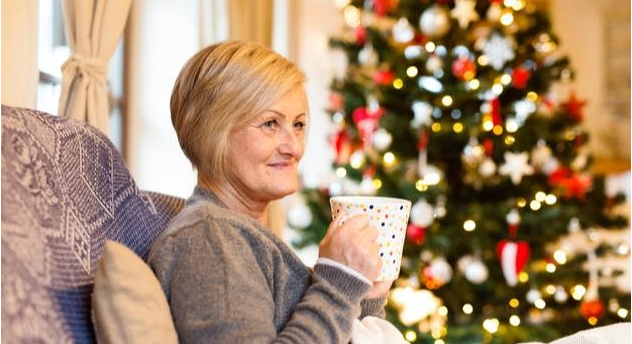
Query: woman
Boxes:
[{"xmin": 148, "ymin": 41, "xmax": 391, "ymax": 344}]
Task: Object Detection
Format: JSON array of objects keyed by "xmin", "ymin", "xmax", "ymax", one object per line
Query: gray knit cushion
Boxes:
[{"xmin": 1, "ymin": 105, "xmax": 185, "ymax": 343}]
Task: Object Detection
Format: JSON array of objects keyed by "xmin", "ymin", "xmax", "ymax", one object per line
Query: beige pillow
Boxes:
[{"xmin": 92, "ymin": 240, "xmax": 179, "ymax": 344}]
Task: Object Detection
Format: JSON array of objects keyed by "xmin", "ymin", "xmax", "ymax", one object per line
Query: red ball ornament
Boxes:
[
  {"xmin": 451, "ymin": 58, "xmax": 477, "ymax": 81},
  {"xmin": 355, "ymin": 26, "xmax": 367, "ymax": 46},
  {"xmin": 580, "ymin": 299, "xmax": 606, "ymax": 319},
  {"xmin": 331, "ymin": 129, "xmax": 353, "ymax": 165},
  {"xmin": 373, "ymin": 70, "xmax": 396, "ymax": 85},
  {"xmin": 373, "ymin": 0, "xmax": 393, "ymax": 17},
  {"xmin": 512, "ymin": 66, "xmax": 531, "ymax": 89},
  {"xmin": 483, "ymin": 138, "xmax": 494, "ymax": 156},
  {"xmin": 406, "ymin": 224, "xmax": 426, "ymax": 245}
]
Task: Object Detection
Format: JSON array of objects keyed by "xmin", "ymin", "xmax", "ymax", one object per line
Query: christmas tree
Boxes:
[{"xmin": 287, "ymin": 0, "xmax": 630, "ymax": 342}]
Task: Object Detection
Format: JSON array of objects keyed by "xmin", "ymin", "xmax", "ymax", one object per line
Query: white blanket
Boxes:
[
  {"xmin": 351, "ymin": 316, "xmax": 408, "ymax": 344},
  {"xmin": 520, "ymin": 322, "xmax": 631, "ymax": 344}
]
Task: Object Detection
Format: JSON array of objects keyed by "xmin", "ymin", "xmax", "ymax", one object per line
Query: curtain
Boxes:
[
  {"xmin": 227, "ymin": 0, "xmax": 273, "ymax": 47},
  {"xmin": 58, "ymin": 0, "xmax": 132, "ymax": 135}
]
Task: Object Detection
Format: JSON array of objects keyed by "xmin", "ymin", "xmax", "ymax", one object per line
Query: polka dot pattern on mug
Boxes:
[{"xmin": 330, "ymin": 196, "xmax": 412, "ymax": 281}]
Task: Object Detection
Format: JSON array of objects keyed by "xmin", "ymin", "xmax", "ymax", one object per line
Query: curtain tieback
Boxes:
[{"xmin": 61, "ymin": 54, "xmax": 109, "ymax": 84}]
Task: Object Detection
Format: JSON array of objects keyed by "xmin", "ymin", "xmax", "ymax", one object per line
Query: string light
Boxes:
[
  {"xmin": 336, "ymin": 167, "xmax": 347, "ymax": 178},
  {"xmin": 506, "ymin": 118, "xmax": 518, "ymax": 132},
  {"xmin": 545, "ymin": 194, "xmax": 557, "ymax": 205},
  {"xmin": 468, "ymin": 79, "xmax": 480, "ymax": 90},
  {"xmin": 343, "ymin": 6, "xmax": 361, "ymax": 27},
  {"xmin": 463, "ymin": 219, "xmax": 476, "ymax": 232},
  {"xmin": 441, "ymin": 95, "xmax": 453, "ymax": 107},
  {"xmin": 483, "ymin": 318, "xmax": 499, "ymax": 333},
  {"xmin": 509, "ymin": 315, "xmax": 521, "ymax": 326},
  {"xmin": 434, "ymin": 339, "xmax": 445, "ymax": 344},
  {"xmin": 565, "ymin": 131, "xmax": 575, "ymax": 141},
  {"xmin": 493, "ymin": 125, "xmax": 503, "ymax": 135},
  {"xmin": 407, "ymin": 66, "xmax": 419, "ymax": 77},
  {"xmin": 553, "ymin": 250, "xmax": 567, "ymax": 264},
  {"xmin": 332, "ymin": 112, "xmax": 345, "ymax": 124},
  {"xmin": 588, "ymin": 317, "xmax": 598, "ymax": 326},
  {"xmin": 416, "ymin": 179, "xmax": 429, "ymax": 191},
  {"xmin": 453, "ymin": 122, "xmax": 464, "ymax": 133},
  {"xmin": 503, "ymin": 0, "xmax": 517, "ymax": 7},
  {"xmin": 535, "ymin": 191, "xmax": 546, "ymax": 202},
  {"xmin": 527, "ymin": 91, "xmax": 538, "ymax": 101},
  {"xmin": 504, "ymin": 135, "xmax": 515, "ymax": 145},
  {"xmin": 463, "ymin": 303, "xmax": 474, "ymax": 314},
  {"xmin": 492, "ymin": 83, "xmax": 504, "ymax": 95},
  {"xmin": 518, "ymin": 271, "xmax": 529, "ymax": 283},
  {"xmin": 438, "ymin": 306, "xmax": 448, "ymax": 316},
  {"xmin": 545, "ymin": 263, "xmax": 556, "ymax": 273},
  {"xmin": 500, "ymin": 74, "xmax": 512, "ymax": 85},
  {"xmin": 482, "ymin": 119, "xmax": 494, "ymax": 131},
  {"xmin": 393, "ymin": 78, "xmax": 404, "ymax": 89},
  {"xmin": 500, "ymin": 10, "xmax": 514, "ymax": 26},
  {"xmin": 432, "ymin": 123, "xmax": 442, "ymax": 132},
  {"xmin": 383, "ymin": 152, "xmax": 396, "ymax": 166},
  {"xmin": 425, "ymin": 41, "xmax": 436, "ymax": 53},
  {"xmin": 373, "ymin": 178, "xmax": 383, "ymax": 189},
  {"xmin": 617, "ymin": 308, "xmax": 629, "ymax": 318},
  {"xmin": 477, "ymin": 55, "xmax": 489, "ymax": 66},
  {"xmin": 535, "ymin": 299, "xmax": 546, "ymax": 309},
  {"xmin": 405, "ymin": 330, "xmax": 417, "ymax": 342},
  {"xmin": 509, "ymin": 298, "xmax": 520, "ymax": 308},
  {"xmin": 349, "ymin": 151, "xmax": 364, "ymax": 169},
  {"xmin": 571, "ymin": 285, "xmax": 586, "ymax": 300},
  {"xmin": 530, "ymin": 200, "xmax": 541, "ymax": 211},
  {"xmin": 517, "ymin": 198, "xmax": 527, "ymax": 207},
  {"xmin": 545, "ymin": 285, "xmax": 557, "ymax": 295},
  {"xmin": 617, "ymin": 244, "xmax": 630, "ymax": 255},
  {"xmin": 424, "ymin": 171, "xmax": 441, "ymax": 185},
  {"xmin": 510, "ymin": 0, "xmax": 526, "ymax": 10}
]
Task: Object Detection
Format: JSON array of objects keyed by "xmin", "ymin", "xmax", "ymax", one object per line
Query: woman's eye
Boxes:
[
  {"xmin": 262, "ymin": 119, "xmax": 278, "ymax": 130},
  {"xmin": 294, "ymin": 121, "xmax": 306, "ymax": 131}
]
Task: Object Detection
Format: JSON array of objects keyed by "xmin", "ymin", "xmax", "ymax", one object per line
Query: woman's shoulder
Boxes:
[
  {"xmin": 148, "ymin": 201, "xmax": 253, "ymax": 266},
  {"xmin": 157, "ymin": 199, "xmax": 252, "ymax": 241}
]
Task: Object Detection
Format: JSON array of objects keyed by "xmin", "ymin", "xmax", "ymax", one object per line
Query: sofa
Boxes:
[{"xmin": 1, "ymin": 105, "xmax": 185, "ymax": 343}]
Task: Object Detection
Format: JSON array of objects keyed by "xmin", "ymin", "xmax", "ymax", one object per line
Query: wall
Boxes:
[
  {"xmin": 125, "ymin": 0, "xmax": 202, "ymax": 198},
  {"xmin": 1, "ymin": 0, "xmax": 39, "ymax": 108},
  {"xmin": 551, "ymin": 0, "xmax": 631, "ymax": 165},
  {"xmin": 292, "ymin": 0, "xmax": 341, "ymax": 189}
]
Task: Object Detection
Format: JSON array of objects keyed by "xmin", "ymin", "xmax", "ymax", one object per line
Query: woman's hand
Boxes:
[
  {"xmin": 318, "ymin": 212, "xmax": 382, "ymax": 281},
  {"xmin": 364, "ymin": 280, "xmax": 394, "ymax": 299}
]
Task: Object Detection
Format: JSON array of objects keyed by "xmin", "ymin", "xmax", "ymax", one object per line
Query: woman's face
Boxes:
[{"xmin": 226, "ymin": 88, "xmax": 308, "ymax": 203}]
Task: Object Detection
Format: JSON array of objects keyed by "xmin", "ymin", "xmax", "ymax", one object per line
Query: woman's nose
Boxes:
[{"xmin": 278, "ymin": 126, "xmax": 303, "ymax": 157}]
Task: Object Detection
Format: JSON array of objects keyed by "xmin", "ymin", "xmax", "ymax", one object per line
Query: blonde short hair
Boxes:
[{"xmin": 170, "ymin": 41, "xmax": 306, "ymax": 182}]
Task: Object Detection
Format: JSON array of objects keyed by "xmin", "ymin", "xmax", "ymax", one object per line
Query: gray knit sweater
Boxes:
[{"xmin": 148, "ymin": 187, "xmax": 386, "ymax": 344}]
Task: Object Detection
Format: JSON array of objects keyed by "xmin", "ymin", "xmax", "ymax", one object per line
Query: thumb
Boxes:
[{"xmin": 323, "ymin": 207, "xmax": 349, "ymax": 241}]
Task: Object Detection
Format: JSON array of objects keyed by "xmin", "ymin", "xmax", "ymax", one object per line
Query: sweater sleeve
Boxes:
[
  {"xmin": 315, "ymin": 258, "xmax": 386, "ymax": 319},
  {"xmin": 360, "ymin": 297, "xmax": 387, "ymax": 319},
  {"xmin": 148, "ymin": 221, "xmax": 372, "ymax": 344}
]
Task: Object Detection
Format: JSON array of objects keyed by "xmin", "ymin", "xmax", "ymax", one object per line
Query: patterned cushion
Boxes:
[{"xmin": 1, "ymin": 105, "xmax": 185, "ymax": 343}]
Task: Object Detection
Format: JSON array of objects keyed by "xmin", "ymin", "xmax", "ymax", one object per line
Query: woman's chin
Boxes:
[{"xmin": 268, "ymin": 184, "xmax": 299, "ymax": 200}]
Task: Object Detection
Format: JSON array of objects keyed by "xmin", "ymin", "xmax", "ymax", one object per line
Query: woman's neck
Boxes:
[{"xmin": 198, "ymin": 175, "xmax": 269, "ymax": 226}]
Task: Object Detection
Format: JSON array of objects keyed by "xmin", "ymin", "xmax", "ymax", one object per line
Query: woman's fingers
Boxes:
[{"xmin": 319, "ymin": 212, "xmax": 382, "ymax": 281}]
